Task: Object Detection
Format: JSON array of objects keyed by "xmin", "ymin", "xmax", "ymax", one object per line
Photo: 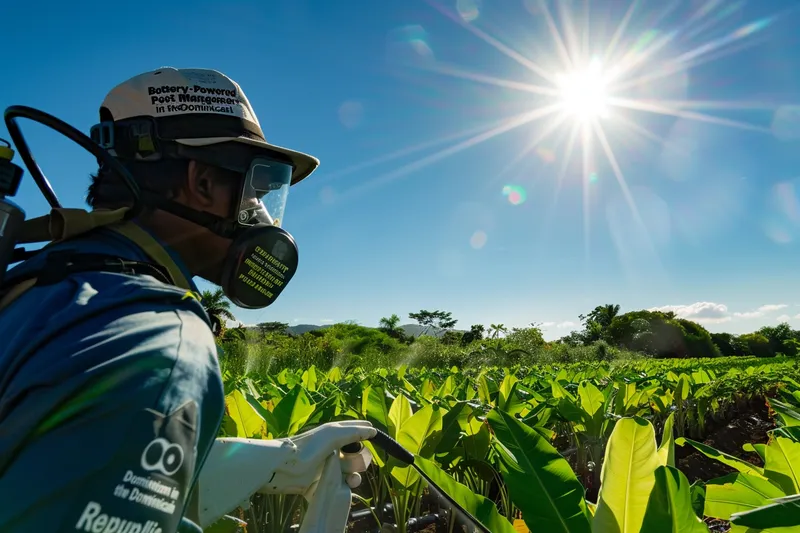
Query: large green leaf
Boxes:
[
  {"xmin": 641, "ymin": 465, "xmax": 708, "ymax": 533},
  {"xmin": 728, "ymin": 524, "xmax": 800, "ymax": 533},
  {"xmin": 390, "ymin": 403, "xmax": 443, "ymax": 488},
  {"xmin": 764, "ymin": 437, "xmax": 800, "ymax": 494},
  {"xmin": 362, "ymin": 386, "xmax": 390, "ymax": 433},
  {"xmin": 461, "ymin": 419, "xmax": 491, "ymax": 462},
  {"xmin": 388, "ymin": 393, "xmax": 413, "ymax": 437},
  {"xmin": 327, "ymin": 366, "xmax": 342, "ymax": 382},
  {"xmin": 224, "ymin": 390, "xmax": 267, "ymax": 438},
  {"xmin": 731, "ymin": 494, "xmax": 800, "ymax": 530},
  {"xmin": 399, "ymin": 403, "xmax": 444, "ymax": 459},
  {"xmin": 675, "ymin": 437, "xmax": 765, "ymax": 478},
  {"xmin": 244, "ymin": 393, "xmax": 280, "ymax": 436},
  {"xmin": 743, "ymin": 443, "xmax": 767, "ymax": 464},
  {"xmin": 579, "ymin": 381, "xmax": 606, "ymax": 436},
  {"xmin": 689, "ymin": 482, "xmax": 706, "ymax": 519},
  {"xmin": 551, "ymin": 380, "xmax": 576, "ymax": 401},
  {"xmin": 558, "ymin": 398, "xmax": 587, "ymax": 426},
  {"xmin": 414, "ymin": 456, "xmax": 517, "ymax": 533},
  {"xmin": 477, "ymin": 374, "xmax": 495, "ymax": 404},
  {"xmin": 435, "ymin": 401, "xmax": 469, "ymax": 454},
  {"xmin": 658, "ymin": 412, "xmax": 676, "ymax": 467},
  {"xmin": 498, "ymin": 374, "xmax": 522, "ymax": 414},
  {"xmin": 675, "ymin": 374, "xmax": 691, "ymax": 403},
  {"xmin": 271, "ymin": 385, "xmax": 315, "ymax": 436},
  {"xmin": 301, "ymin": 365, "xmax": 317, "ymax": 392},
  {"xmin": 487, "ymin": 409, "xmax": 591, "ymax": 533},
  {"xmin": 593, "ymin": 417, "xmax": 661, "ymax": 533},
  {"xmin": 704, "ymin": 473, "xmax": 785, "ymax": 520},
  {"xmin": 768, "ymin": 398, "xmax": 800, "ymax": 428},
  {"xmin": 614, "ymin": 382, "xmax": 637, "ymax": 415},
  {"xmin": 579, "ymin": 381, "xmax": 605, "ymax": 417}
]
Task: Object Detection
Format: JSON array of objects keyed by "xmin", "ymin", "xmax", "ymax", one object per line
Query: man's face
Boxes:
[{"xmin": 170, "ymin": 160, "xmax": 239, "ymax": 284}]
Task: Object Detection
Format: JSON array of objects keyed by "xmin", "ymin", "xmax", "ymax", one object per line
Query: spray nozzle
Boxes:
[{"xmin": 0, "ymin": 139, "xmax": 22, "ymax": 198}]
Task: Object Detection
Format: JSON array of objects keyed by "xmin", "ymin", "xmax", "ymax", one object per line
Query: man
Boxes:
[{"xmin": 0, "ymin": 67, "xmax": 321, "ymax": 532}]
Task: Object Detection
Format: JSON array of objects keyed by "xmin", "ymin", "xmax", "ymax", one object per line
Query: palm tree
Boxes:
[
  {"xmin": 580, "ymin": 304, "xmax": 621, "ymax": 331},
  {"xmin": 379, "ymin": 314, "xmax": 408, "ymax": 342},
  {"xmin": 597, "ymin": 304, "xmax": 621, "ymax": 328},
  {"xmin": 200, "ymin": 288, "xmax": 236, "ymax": 337},
  {"xmin": 488, "ymin": 324, "xmax": 508, "ymax": 339},
  {"xmin": 379, "ymin": 314, "xmax": 402, "ymax": 335}
]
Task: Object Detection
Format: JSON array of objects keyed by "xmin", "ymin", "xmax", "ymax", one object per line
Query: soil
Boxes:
[
  {"xmin": 674, "ymin": 397, "xmax": 776, "ymax": 533},
  {"xmin": 675, "ymin": 397, "xmax": 775, "ymax": 485}
]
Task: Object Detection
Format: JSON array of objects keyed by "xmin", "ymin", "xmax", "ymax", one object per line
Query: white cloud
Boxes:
[
  {"xmin": 777, "ymin": 314, "xmax": 791, "ymax": 322},
  {"xmin": 759, "ymin": 304, "xmax": 788, "ymax": 312},
  {"xmin": 541, "ymin": 321, "xmax": 556, "ymax": 328},
  {"xmin": 734, "ymin": 303, "xmax": 788, "ymax": 319},
  {"xmin": 557, "ymin": 321, "xmax": 576, "ymax": 329},
  {"xmin": 648, "ymin": 302, "xmax": 794, "ymax": 324},
  {"xmin": 649, "ymin": 302, "xmax": 731, "ymax": 323}
]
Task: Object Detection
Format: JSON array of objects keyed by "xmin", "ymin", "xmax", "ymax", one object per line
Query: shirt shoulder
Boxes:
[{"xmin": 0, "ymin": 299, "xmax": 225, "ymax": 531}]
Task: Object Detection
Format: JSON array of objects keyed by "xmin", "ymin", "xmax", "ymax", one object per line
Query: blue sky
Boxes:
[{"xmin": 2, "ymin": 0, "xmax": 800, "ymax": 339}]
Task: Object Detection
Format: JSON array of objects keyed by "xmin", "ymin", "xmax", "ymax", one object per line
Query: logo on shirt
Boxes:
[{"xmin": 141, "ymin": 437, "xmax": 184, "ymax": 476}]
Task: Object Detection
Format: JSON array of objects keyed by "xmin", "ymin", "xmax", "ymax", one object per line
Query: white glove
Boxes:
[
  {"xmin": 197, "ymin": 419, "xmax": 376, "ymax": 527},
  {"xmin": 261, "ymin": 420, "xmax": 377, "ymax": 494}
]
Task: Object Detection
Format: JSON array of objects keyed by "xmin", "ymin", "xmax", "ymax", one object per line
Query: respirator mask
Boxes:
[
  {"xmin": 90, "ymin": 118, "xmax": 300, "ymax": 310},
  {"xmin": 214, "ymin": 152, "xmax": 299, "ymax": 310}
]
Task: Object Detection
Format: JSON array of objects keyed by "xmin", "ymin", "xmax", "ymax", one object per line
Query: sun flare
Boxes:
[
  {"xmin": 321, "ymin": 0, "xmax": 777, "ymax": 269},
  {"xmin": 557, "ymin": 59, "xmax": 610, "ymax": 121}
]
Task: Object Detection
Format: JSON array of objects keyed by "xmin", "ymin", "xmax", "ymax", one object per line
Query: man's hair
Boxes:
[{"xmin": 86, "ymin": 159, "xmax": 240, "ymax": 211}]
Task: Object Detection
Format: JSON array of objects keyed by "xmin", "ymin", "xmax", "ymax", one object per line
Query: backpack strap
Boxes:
[
  {"xmin": 0, "ymin": 278, "xmax": 37, "ymax": 312},
  {"xmin": 0, "ymin": 251, "xmax": 177, "ymax": 313},
  {"xmin": 105, "ymin": 221, "xmax": 192, "ymax": 291},
  {"xmin": 0, "ymin": 206, "xmax": 196, "ymax": 313}
]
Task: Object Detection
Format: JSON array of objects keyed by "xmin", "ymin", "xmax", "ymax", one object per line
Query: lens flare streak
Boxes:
[
  {"xmin": 336, "ymin": 103, "xmax": 564, "ymax": 199},
  {"xmin": 606, "ymin": 96, "xmax": 772, "ymax": 133}
]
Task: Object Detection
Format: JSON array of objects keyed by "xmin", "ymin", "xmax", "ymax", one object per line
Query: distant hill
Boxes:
[
  {"xmin": 287, "ymin": 323, "xmax": 329, "ymax": 335},
  {"xmin": 248, "ymin": 323, "xmax": 465, "ymax": 337}
]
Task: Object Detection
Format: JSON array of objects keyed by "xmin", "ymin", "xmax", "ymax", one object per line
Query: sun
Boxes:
[{"xmin": 556, "ymin": 59, "xmax": 610, "ymax": 121}]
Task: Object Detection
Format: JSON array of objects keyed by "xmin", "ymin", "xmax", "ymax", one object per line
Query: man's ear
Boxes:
[{"xmin": 185, "ymin": 160, "xmax": 217, "ymax": 208}]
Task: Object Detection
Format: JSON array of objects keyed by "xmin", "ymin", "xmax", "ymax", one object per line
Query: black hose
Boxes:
[
  {"xmin": 407, "ymin": 513, "xmax": 442, "ymax": 532},
  {"xmin": 369, "ymin": 429, "xmax": 415, "ymax": 464},
  {"xmin": 368, "ymin": 429, "xmax": 492, "ymax": 533},
  {"xmin": 3, "ymin": 105, "xmax": 143, "ymax": 217}
]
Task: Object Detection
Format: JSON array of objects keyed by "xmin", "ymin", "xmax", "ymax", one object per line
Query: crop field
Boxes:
[
  {"xmin": 200, "ymin": 295, "xmax": 800, "ymax": 532},
  {"xmin": 207, "ymin": 355, "xmax": 800, "ymax": 533}
]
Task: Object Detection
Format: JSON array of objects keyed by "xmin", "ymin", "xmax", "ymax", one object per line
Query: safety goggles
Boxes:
[
  {"xmin": 235, "ymin": 158, "xmax": 291, "ymax": 228},
  {"xmin": 90, "ymin": 118, "xmax": 295, "ymax": 229},
  {"xmin": 167, "ymin": 142, "xmax": 295, "ymax": 229}
]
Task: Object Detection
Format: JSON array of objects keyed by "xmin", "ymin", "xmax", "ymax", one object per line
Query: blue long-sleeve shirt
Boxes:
[{"xmin": 0, "ymin": 224, "xmax": 224, "ymax": 532}]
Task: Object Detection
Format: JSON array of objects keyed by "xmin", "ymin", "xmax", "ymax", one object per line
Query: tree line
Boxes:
[{"xmin": 201, "ymin": 287, "xmax": 797, "ymax": 359}]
